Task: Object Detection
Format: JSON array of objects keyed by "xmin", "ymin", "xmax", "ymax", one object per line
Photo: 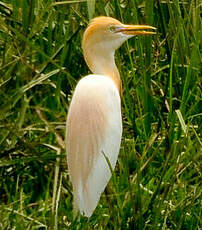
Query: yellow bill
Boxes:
[{"xmin": 118, "ymin": 24, "xmax": 157, "ymax": 35}]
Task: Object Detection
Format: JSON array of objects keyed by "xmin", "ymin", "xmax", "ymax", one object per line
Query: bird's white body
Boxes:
[
  {"xmin": 65, "ymin": 16, "xmax": 155, "ymax": 217},
  {"xmin": 66, "ymin": 74, "xmax": 122, "ymax": 217}
]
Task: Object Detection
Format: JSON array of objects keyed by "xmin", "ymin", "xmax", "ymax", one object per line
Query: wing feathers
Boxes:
[{"xmin": 66, "ymin": 75, "xmax": 122, "ymax": 217}]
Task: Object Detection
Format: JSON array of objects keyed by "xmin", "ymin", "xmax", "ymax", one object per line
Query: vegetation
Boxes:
[{"xmin": 0, "ymin": 0, "xmax": 201, "ymax": 229}]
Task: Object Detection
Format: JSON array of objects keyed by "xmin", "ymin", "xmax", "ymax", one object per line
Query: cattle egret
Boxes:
[{"xmin": 66, "ymin": 16, "xmax": 156, "ymax": 217}]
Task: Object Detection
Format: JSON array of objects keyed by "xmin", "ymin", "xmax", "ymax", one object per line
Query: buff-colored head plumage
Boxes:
[
  {"xmin": 82, "ymin": 16, "xmax": 156, "ymax": 71},
  {"xmin": 82, "ymin": 16, "xmax": 123, "ymax": 49},
  {"xmin": 82, "ymin": 16, "xmax": 156, "ymax": 93}
]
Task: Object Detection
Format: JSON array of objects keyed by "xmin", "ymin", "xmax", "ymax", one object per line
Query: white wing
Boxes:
[{"xmin": 66, "ymin": 74, "xmax": 122, "ymax": 217}]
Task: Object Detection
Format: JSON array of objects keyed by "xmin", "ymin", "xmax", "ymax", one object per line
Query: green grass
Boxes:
[{"xmin": 0, "ymin": 0, "xmax": 201, "ymax": 229}]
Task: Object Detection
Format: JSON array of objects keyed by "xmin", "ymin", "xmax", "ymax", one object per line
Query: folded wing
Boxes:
[{"xmin": 66, "ymin": 75, "xmax": 122, "ymax": 217}]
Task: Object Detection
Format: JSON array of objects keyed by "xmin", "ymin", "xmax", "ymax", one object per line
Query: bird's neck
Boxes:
[{"xmin": 84, "ymin": 50, "xmax": 122, "ymax": 94}]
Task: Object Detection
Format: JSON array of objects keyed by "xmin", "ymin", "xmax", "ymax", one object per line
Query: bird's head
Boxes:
[
  {"xmin": 82, "ymin": 16, "xmax": 156, "ymax": 83},
  {"xmin": 82, "ymin": 16, "xmax": 156, "ymax": 56}
]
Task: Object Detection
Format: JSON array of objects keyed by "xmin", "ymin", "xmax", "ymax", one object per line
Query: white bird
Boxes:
[{"xmin": 66, "ymin": 16, "xmax": 156, "ymax": 217}]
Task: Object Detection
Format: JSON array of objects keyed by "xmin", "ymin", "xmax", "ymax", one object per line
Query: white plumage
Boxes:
[{"xmin": 66, "ymin": 75, "xmax": 122, "ymax": 217}]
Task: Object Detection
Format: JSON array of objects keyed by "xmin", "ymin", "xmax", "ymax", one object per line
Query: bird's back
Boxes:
[{"xmin": 66, "ymin": 74, "xmax": 122, "ymax": 217}]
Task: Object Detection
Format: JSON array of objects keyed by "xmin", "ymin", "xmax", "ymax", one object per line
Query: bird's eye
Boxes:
[{"xmin": 109, "ymin": 25, "xmax": 117, "ymax": 33}]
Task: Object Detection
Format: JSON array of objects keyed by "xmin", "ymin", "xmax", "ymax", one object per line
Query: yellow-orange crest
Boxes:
[{"xmin": 82, "ymin": 16, "xmax": 123, "ymax": 48}]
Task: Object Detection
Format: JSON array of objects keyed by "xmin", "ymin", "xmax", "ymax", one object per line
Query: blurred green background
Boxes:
[{"xmin": 0, "ymin": 0, "xmax": 201, "ymax": 229}]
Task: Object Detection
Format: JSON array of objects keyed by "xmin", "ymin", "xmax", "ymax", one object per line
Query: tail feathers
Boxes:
[
  {"xmin": 73, "ymin": 152, "xmax": 112, "ymax": 217},
  {"xmin": 73, "ymin": 181, "xmax": 98, "ymax": 217}
]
